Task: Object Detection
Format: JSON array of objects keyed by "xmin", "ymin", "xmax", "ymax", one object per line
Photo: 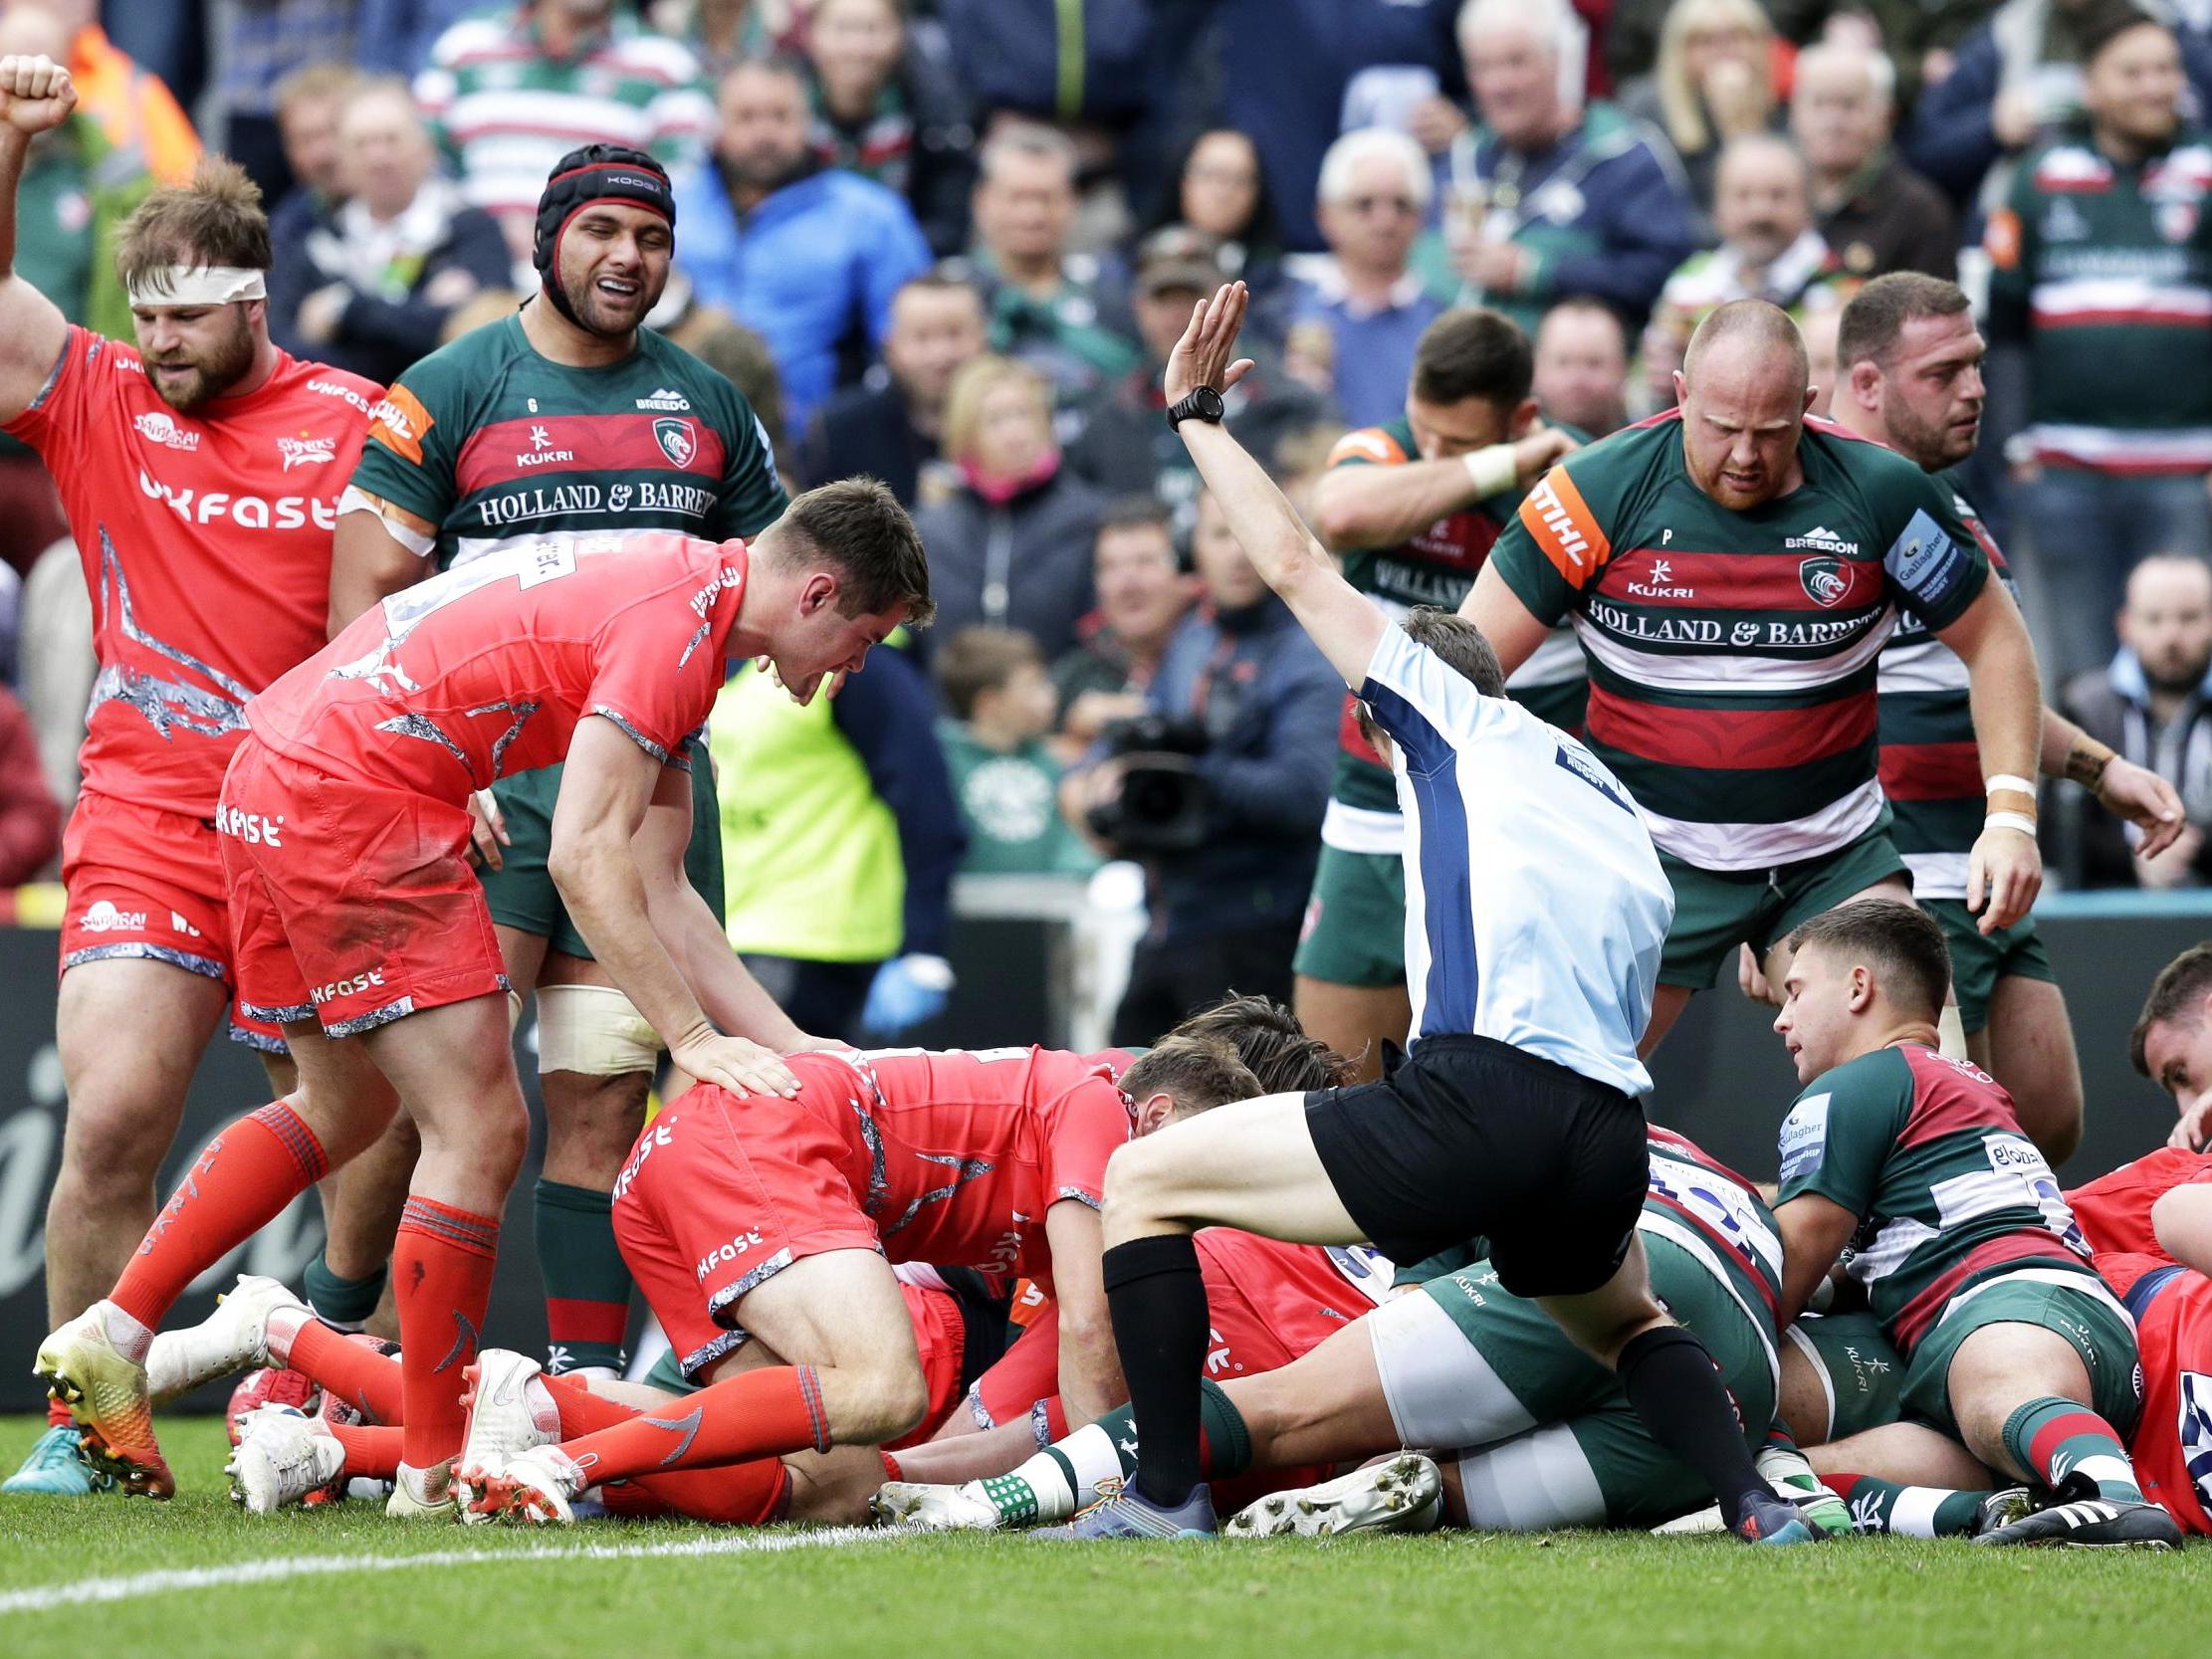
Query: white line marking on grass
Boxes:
[{"xmin": 0, "ymin": 1524, "xmax": 897, "ymax": 1615}]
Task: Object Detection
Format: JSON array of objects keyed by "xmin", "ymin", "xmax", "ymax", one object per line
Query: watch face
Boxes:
[{"xmin": 1198, "ymin": 387, "xmax": 1224, "ymax": 417}]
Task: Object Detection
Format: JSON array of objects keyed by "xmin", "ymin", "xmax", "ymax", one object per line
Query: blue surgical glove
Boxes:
[{"xmin": 860, "ymin": 953, "xmax": 954, "ymax": 1034}]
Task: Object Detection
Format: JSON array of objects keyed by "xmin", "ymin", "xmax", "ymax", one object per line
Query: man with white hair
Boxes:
[
  {"xmin": 1289, "ymin": 126, "xmax": 1445, "ymax": 428},
  {"xmin": 1418, "ymin": 0, "xmax": 1696, "ymax": 336},
  {"xmin": 266, "ymin": 76, "xmax": 510, "ymax": 386},
  {"xmin": 1790, "ymin": 41, "xmax": 1957, "ymax": 283}
]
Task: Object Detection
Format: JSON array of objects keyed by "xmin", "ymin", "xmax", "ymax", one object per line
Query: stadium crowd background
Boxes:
[{"xmin": 2, "ymin": 0, "xmax": 2212, "ymax": 1031}]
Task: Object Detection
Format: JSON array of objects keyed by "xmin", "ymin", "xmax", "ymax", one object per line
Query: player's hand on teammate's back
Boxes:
[
  {"xmin": 1164, "ymin": 282, "xmax": 1256, "ymax": 406},
  {"xmin": 0, "ymin": 55, "xmax": 75, "ymax": 135},
  {"xmin": 2097, "ymin": 755, "xmax": 2186, "ymax": 859},
  {"xmin": 1965, "ymin": 822, "xmax": 2042, "ymax": 934},
  {"xmin": 674, "ymin": 1027, "xmax": 802, "ymax": 1098},
  {"xmin": 465, "ymin": 788, "xmax": 510, "ymax": 871}
]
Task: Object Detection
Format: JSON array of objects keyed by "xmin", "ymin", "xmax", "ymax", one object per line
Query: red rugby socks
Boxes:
[
  {"xmin": 391, "ymin": 1195, "xmax": 499, "ymax": 1469},
  {"xmin": 553, "ymin": 1364, "xmax": 830, "ymax": 1485},
  {"xmin": 111, "ymin": 1101, "xmax": 330, "ymax": 1349}
]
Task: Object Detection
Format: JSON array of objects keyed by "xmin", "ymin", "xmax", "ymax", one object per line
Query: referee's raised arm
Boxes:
[{"xmin": 1164, "ymin": 282, "xmax": 1387, "ymax": 689}]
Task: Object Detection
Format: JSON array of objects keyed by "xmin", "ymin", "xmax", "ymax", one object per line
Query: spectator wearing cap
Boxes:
[
  {"xmin": 1072, "ymin": 226, "xmax": 1335, "ymax": 538},
  {"xmin": 416, "ymin": 0, "xmax": 717, "ymax": 260},
  {"xmin": 675, "ymin": 56, "xmax": 933, "ymax": 430},
  {"xmin": 794, "ymin": 271, "xmax": 989, "ymax": 506},
  {"xmin": 944, "ymin": 124, "xmax": 1141, "ymax": 420},
  {"xmin": 1792, "ymin": 40, "xmax": 1958, "ymax": 282},
  {"xmin": 269, "ymin": 78, "xmax": 512, "ymax": 387},
  {"xmin": 910, "ymin": 354, "xmax": 1108, "ymax": 661},
  {"xmin": 1288, "ymin": 128, "xmax": 1446, "ymax": 429},
  {"xmin": 1417, "ymin": 0, "xmax": 1695, "ymax": 338},
  {"xmin": 800, "ymin": 0, "xmax": 977, "ymax": 258}
]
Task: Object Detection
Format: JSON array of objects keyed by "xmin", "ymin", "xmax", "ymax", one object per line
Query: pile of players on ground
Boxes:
[{"xmin": 92, "ymin": 951, "xmax": 2212, "ymax": 1550}]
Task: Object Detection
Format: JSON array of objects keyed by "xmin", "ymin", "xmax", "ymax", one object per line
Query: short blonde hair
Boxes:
[{"xmin": 941, "ymin": 354, "xmax": 1052, "ymax": 465}]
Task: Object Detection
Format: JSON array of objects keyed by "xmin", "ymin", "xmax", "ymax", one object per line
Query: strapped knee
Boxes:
[{"xmin": 535, "ymin": 984, "xmax": 660, "ymax": 1078}]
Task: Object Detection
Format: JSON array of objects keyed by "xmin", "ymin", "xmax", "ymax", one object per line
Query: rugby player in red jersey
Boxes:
[
  {"xmin": 454, "ymin": 1038, "xmax": 1263, "ymax": 1524},
  {"xmin": 0, "ymin": 53, "xmax": 384, "ymax": 1496},
  {"xmin": 36, "ymin": 484, "xmax": 931, "ymax": 1513}
]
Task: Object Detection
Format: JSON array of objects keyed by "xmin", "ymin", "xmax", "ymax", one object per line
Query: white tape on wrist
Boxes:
[
  {"xmin": 1985, "ymin": 810, "xmax": 2039, "ymax": 837},
  {"xmin": 124, "ymin": 265, "xmax": 266, "ymax": 307},
  {"xmin": 1461, "ymin": 444, "xmax": 1518, "ymax": 499},
  {"xmin": 1983, "ymin": 773, "xmax": 2037, "ymax": 798}
]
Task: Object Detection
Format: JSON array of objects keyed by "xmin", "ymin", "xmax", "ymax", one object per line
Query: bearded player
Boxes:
[
  {"xmin": 0, "ymin": 54, "xmax": 382, "ymax": 1496},
  {"xmin": 318, "ymin": 143, "xmax": 787, "ymax": 1382},
  {"xmin": 37, "ymin": 490, "xmax": 930, "ymax": 1513}
]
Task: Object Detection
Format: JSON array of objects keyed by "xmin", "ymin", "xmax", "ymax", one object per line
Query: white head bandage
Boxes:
[{"xmin": 125, "ymin": 265, "xmax": 268, "ymax": 307}]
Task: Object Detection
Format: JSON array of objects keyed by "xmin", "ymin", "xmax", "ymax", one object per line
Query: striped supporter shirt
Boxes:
[
  {"xmin": 1986, "ymin": 132, "xmax": 2212, "ymax": 473},
  {"xmin": 414, "ymin": 7, "xmax": 715, "ymax": 230},
  {"xmin": 1356, "ymin": 624, "xmax": 1672, "ymax": 1098},
  {"xmin": 1487, "ymin": 410, "xmax": 1989, "ymax": 871}
]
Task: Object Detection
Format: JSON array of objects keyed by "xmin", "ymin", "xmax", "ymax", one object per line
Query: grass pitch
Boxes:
[{"xmin": 1, "ymin": 1416, "xmax": 2204, "ymax": 1658}]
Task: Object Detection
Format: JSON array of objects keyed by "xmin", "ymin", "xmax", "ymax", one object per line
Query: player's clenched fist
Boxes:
[{"xmin": 0, "ymin": 54, "xmax": 76, "ymax": 135}]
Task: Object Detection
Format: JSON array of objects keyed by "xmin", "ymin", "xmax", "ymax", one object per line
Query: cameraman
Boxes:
[{"xmin": 1061, "ymin": 488, "xmax": 1339, "ymax": 1046}]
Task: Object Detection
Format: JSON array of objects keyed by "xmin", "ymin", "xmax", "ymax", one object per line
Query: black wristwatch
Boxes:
[{"xmin": 1166, "ymin": 385, "xmax": 1225, "ymax": 430}]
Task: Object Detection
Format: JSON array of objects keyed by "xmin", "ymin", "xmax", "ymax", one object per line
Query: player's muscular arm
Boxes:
[
  {"xmin": 1044, "ymin": 1199, "xmax": 1125, "ymax": 1428},
  {"xmin": 0, "ymin": 58, "xmax": 75, "ymax": 425},
  {"xmin": 1310, "ymin": 426, "xmax": 1572, "ymax": 551},
  {"xmin": 329, "ymin": 498, "xmax": 436, "ymax": 636},
  {"xmin": 2038, "ymin": 706, "xmax": 2185, "ymax": 858},
  {"xmin": 1169, "ymin": 285, "xmax": 1386, "ymax": 686},
  {"xmin": 1773, "ymin": 1194, "xmax": 1862, "ymax": 1328},
  {"xmin": 1457, "ymin": 559, "xmax": 1552, "ymax": 678},
  {"xmin": 550, "ymin": 718, "xmax": 799, "ymax": 1097},
  {"xmin": 1934, "ymin": 579, "xmax": 2044, "ymax": 932},
  {"xmin": 2151, "ymin": 1185, "xmax": 2212, "ymax": 1274},
  {"xmin": 629, "ymin": 768, "xmax": 810, "ymax": 1053}
]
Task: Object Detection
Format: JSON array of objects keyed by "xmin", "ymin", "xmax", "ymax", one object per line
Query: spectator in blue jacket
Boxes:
[
  {"xmin": 1062, "ymin": 488, "xmax": 1340, "ymax": 1046},
  {"xmin": 1904, "ymin": 0, "xmax": 2212, "ymax": 207},
  {"xmin": 1413, "ymin": 0, "xmax": 1698, "ymax": 337},
  {"xmin": 675, "ymin": 55, "xmax": 933, "ymax": 429},
  {"xmin": 268, "ymin": 77, "xmax": 512, "ymax": 386}
]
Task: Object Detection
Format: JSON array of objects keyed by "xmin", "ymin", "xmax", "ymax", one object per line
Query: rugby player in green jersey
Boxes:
[
  {"xmin": 1808, "ymin": 274, "xmax": 2182, "ymax": 1161},
  {"xmin": 1464, "ymin": 299, "xmax": 2045, "ymax": 1057},
  {"xmin": 321, "ymin": 144, "xmax": 790, "ymax": 1381},
  {"xmin": 1771, "ymin": 900, "xmax": 2179, "ymax": 1550}
]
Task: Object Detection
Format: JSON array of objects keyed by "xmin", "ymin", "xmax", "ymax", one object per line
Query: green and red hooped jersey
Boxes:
[
  {"xmin": 1488, "ymin": 410, "xmax": 1988, "ymax": 871},
  {"xmin": 350, "ymin": 312, "xmax": 787, "ymax": 572},
  {"xmin": 1777, "ymin": 1043, "xmax": 2102, "ymax": 1355},
  {"xmin": 1874, "ymin": 473, "xmax": 2014, "ymax": 901},
  {"xmin": 1319, "ymin": 418, "xmax": 1586, "ymax": 836}
]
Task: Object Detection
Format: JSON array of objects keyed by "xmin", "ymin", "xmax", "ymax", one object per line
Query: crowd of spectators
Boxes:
[{"xmin": 14, "ymin": 0, "xmax": 2212, "ymax": 969}]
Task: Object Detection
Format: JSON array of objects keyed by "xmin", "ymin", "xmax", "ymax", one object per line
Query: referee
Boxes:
[{"xmin": 1065, "ymin": 282, "xmax": 1810, "ymax": 1546}]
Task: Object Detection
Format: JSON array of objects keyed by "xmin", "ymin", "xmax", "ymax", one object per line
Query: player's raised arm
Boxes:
[
  {"xmin": 0, "ymin": 56, "xmax": 75, "ymax": 424},
  {"xmin": 1166, "ymin": 283, "xmax": 1385, "ymax": 688}
]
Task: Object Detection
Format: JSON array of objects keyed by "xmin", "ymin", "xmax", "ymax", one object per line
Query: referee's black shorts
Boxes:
[{"xmin": 1303, "ymin": 1033, "xmax": 1648, "ymax": 1299}]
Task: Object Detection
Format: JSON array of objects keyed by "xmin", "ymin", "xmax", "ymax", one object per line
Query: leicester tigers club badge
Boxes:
[
  {"xmin": 1799, "ymin": 555, "xmax": 1851, "ymax": 607},
  {"xmin": 653, "ymin": 416, "xmax": 697, "ymax": 468}
]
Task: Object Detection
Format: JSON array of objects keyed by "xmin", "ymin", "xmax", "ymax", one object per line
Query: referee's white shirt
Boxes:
[{"xmin": 1359, "ymin": 625, "xmax": 1674, "ymax": 1099}]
